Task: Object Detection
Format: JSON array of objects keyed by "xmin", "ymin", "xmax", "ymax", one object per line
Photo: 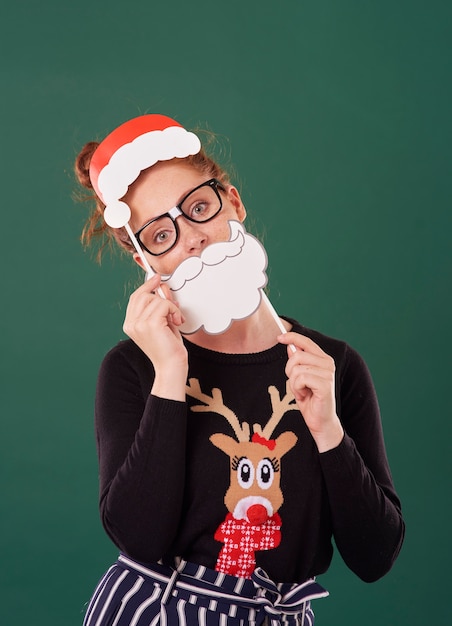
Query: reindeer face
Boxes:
[
  {"xmin": 210, "ymin": 431, "xmax": 297, "ymax": 524},
  {"xmin": 187, "ymin": 379, "xmax": 298, "ymax": 530}
]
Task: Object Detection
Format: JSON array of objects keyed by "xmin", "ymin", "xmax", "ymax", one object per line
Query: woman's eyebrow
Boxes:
[
  {"xmin": 137, "ymin": 179, "xmax": 207, "ymax": 230},
  {"xmin": 136, "ymin": 192, "xmax": 184, "ymax": 230}
]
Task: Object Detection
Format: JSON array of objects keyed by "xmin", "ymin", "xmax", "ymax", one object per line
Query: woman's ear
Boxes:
[
  {"xmin": 133, "ymin": 252, "xmax": 146, "ymax": 270},
  {"xmin": 227, "ymin": 186, "xmax": 247, "ymax": 222}
]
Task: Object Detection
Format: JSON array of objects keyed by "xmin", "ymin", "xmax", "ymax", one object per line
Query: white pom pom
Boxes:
[{"xmin": 104, "ymin": 201, "xmax": 131, "ymax": 228}]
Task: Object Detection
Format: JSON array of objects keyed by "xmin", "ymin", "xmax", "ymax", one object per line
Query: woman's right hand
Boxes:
[{"xmin": 123, "ymin": 274, "xmax": 188, "ymax": 400}]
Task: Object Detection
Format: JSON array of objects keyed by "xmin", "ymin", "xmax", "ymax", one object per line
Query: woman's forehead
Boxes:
[{"xmin": 124, "ymin": 160, "xmax": 207, "ymax": 222}]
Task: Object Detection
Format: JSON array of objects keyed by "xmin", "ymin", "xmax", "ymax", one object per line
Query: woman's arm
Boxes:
[
  {"xmin": 279, "ymin": 331, "xmax": 405, "ymax": 582},
  {"xmin": 319, "ymin": 345, "xmax": 405, "ymax": 582},
  {"xmin": 95, "ymin": 344, "xmax": 188, "ymax": 563},
  {"xmin": 95, "ymin": 276, "xmax": 189, "ymax": 562}
]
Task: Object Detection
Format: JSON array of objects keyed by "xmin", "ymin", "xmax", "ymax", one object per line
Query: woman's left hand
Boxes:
[{"xmin": 278, "ymin": 332, "xmax": 344, "ymax": 452}]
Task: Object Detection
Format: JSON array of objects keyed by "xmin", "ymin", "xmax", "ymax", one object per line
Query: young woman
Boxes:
[{"xmin": 75, "ymin": 114, "xmax": 404, "ymax": 626}]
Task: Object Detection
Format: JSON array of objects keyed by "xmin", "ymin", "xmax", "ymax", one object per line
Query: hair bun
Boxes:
[{"xmin": 74, "ymin": 141, "xmax": 99, "ymax": 189}]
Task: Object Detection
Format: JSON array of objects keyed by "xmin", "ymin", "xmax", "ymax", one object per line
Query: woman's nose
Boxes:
[{"xmin": 178, "ymin": 219, "xmax": 207, "ymax": 252}]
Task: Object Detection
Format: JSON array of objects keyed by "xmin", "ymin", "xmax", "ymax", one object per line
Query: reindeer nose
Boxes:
[{"xmin": 247, "ymin": 504, "xmax": 269, "ymax": 525}]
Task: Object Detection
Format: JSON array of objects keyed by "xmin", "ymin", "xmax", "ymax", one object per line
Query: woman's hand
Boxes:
[
  {"xmin": 123, "ymin": 274, "xmax": 188, "ymax": 400},
  {"xmin": 278, "ymin": 332, "xmax": 344, "ymax": 452}
]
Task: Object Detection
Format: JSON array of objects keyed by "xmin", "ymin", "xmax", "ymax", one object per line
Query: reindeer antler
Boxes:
[
  {"xmin": 253, "ymin": 381, "xmax": 296, "ymax": 440},
  {"xmin": 186, "ymin": 378, "xmax": 250, "ymax": 442}
]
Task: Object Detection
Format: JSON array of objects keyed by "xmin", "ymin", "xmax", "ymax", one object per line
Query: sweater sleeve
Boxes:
[
  {"xmin": 319, "ymin": 345, "xmax": 405, "ymax": 582},
  {"xmin": 94, "ymin": 344, "xmax": 187, "ymax": 563}
]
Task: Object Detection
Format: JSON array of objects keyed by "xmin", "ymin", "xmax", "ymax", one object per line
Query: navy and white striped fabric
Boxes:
[{"xmin": 83, "ymin": 555, "xmax": 328, "ymax": 626}]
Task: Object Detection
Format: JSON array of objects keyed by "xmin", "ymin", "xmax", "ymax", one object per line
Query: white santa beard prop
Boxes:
[{"xmin": 160, "ymin": 221, "xmax": 267, "ymax": 335}]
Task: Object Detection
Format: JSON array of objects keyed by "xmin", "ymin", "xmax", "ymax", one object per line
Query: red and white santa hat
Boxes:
[{"xmin": 89, "ymin": 114, "xmax": 201, "ymax": 228}]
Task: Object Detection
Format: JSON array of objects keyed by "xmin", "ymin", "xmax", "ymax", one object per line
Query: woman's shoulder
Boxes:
[
  {"xmin": 103, "ymin": 337, "xmax": 142, "ymax": 359},
  {"xmin": 99, "ymin": 338, "xmax": 153, "ymax": 378},
  {"xmin": 285, "ymin": 317, "xmax": 368, "ymax": 376},
  {"xmin": 286, "ymin": 317, "xmax": 348, "ymax": 353}
]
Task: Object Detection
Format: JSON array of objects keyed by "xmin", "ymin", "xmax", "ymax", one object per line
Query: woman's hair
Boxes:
[{"xmin": 74, "ymin": 132, "xmax": 233, "ymax": 262}]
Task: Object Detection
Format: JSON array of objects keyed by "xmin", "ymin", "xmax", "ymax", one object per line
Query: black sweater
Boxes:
[{"xmin": 94, "ymin": 319, "xmax": 404, "ymax": 584}]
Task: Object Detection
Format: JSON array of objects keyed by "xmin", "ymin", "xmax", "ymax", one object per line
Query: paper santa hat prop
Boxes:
[{"xmin": 89, "ymin": 114, "xmax": 201, "ymax": 228}]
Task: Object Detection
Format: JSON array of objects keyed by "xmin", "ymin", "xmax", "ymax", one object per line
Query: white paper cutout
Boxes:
[
  {"xmin": 157, "ymin": 220, "xmax": 268, "ymax": 335},
  {"xmin": 104, "ymin": 200, "xmax": 131, "ymax": 228}
]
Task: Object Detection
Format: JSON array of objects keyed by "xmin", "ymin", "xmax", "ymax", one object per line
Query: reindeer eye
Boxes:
[
  {"xmin": 237, "ymin": 457, "xmax": 255, "ymax": 489},
  {"xmin": 257, "ymin": 459, "xmax": 275, "ymax": 490}
]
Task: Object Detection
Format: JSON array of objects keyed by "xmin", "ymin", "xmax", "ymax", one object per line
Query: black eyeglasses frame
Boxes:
[{"xmin": 134, "ymin": 178, "xmax": 225, "ymax": 257}]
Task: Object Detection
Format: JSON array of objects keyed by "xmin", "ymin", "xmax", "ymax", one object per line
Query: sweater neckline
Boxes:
[{"xmin": 183, "ymin": 317, "xmax": 301, "ymax": 365}]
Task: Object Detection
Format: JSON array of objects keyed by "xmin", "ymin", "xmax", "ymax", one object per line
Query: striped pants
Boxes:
[{"xmin": 83, "ymin": 555, "xmax": 328, "ymax": 626}]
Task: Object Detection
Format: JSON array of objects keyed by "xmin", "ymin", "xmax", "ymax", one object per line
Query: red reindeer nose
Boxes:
[{"xmin": 247, "ymin": 504, "xmax": 269, "ymax": 525}]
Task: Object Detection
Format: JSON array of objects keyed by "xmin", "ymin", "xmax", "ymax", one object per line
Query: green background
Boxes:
[{"xmin": 1, "ymin": 1, "xmax": 450, "ymax": 624}]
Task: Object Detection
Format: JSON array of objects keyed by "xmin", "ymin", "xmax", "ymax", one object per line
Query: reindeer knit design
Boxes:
[
  {"xmin": 186, "ymin": 378, "xmax": 297, "ymax": 577},
  {"xmin": 214, "ymin": 512, "xmax": 282, "ymax": 578}
]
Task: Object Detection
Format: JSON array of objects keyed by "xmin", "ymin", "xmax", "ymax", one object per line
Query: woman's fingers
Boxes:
[
  {"xmin": 289, "ymin": 368, "xmax": 333, "ymax": 398},
  {"xmin": 286, "ymin": 363, "xmax": 334, "ymax": 385},
  {"xmin": 285, "ymin": 350, "xmax": 334, "ymax": 373},
  {"xmin": 124, "ymin": 294, "xmax": 181, "ymax": 334},
  {"xmin": 281, "ymin": 334, "xmax": 335, "ymax": 380},
  {"xmin": 278, "ymin": 331, "xmax": 336, "ymax": 409},
  {"xmin": 278, "ymin": 331, "xmax": 343, "ymax": 452},
  {"xmin": 123, "ymin": 275, "xmax": 185, "ymax": 338},
  {"xmin": 278, "ymin": 331, "xmax": 328, "ymax": 357}
]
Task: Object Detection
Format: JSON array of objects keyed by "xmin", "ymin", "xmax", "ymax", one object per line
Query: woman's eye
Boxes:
[
  {"xmin": 191, "ymin": 202, "xmax": 208, "ymax": 217},
  {"xmin": 152, "ymin": 230, "xmax": 170, "ymax": 244}
]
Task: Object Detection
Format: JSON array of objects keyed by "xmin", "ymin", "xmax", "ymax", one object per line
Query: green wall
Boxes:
[{"xmin": 1, "ymin": 1, "xmax": 450, "ymax": 624}]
